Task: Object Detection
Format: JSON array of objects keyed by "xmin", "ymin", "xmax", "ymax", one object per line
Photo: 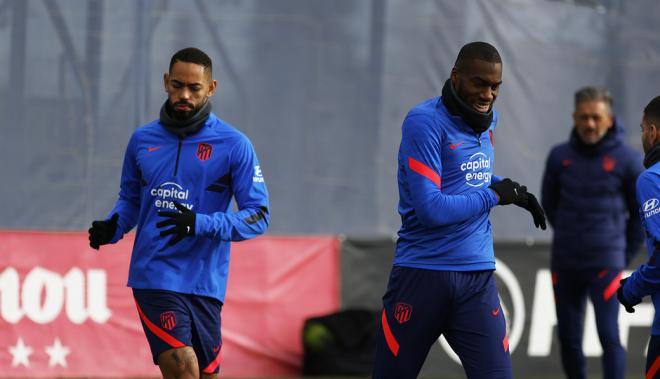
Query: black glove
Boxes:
[
  {"xmin": 617, "ymin": 277, "xmax": 640, "ymax": 313},
  {"xmin": 88, "ymin": 213, "xmax": 119, "ymax": 250},
  {"xmin": 489, "ymin": 178, "xmax": 525, "ymax": 205},
  {"xmin": 156, "ymin": 201, "xmax": 196, "ymax": 246},
  {"xmin": 514, "ymin": 191, "xmax": 547, "ymax": 230}
]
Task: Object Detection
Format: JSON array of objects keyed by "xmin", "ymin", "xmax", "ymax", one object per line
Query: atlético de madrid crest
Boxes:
[
  {"xmin": 197, "ymin": 143, "xmax": 213, "ymax": 161},
  {"xmin": 160, "ymin": 311, "xmax": 177, "ymax": 330},
  {"xmin": 394, "ymin": 302, "xmax": 412, "ymax": 324}
]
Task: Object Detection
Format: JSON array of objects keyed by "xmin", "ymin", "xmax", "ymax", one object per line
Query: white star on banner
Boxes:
[
  {"xmin": 9, "ymin": 337, "xmax": 33, "ymax": 367},
  {"xmin": 45, "ymin": 338, "xmax": 71, "ymax": 367}
]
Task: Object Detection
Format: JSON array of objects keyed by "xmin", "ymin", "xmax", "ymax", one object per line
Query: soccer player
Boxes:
[
  {"xmin": 372, "ymin": 42, "xmax": 546, "ymax": 379},
  {"xmin": 88, "ymin": 47, "xmax": 269, "ymax": 378},
  {"xmin": 618, "ymin": 95, "xmax": 660, "ymax": 379},
  {"xmin": 541, "ymin": 87, "xmax": 643, "ymax": 379}
]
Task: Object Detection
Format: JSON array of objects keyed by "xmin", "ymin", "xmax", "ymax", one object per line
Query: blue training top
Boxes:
[
  {"xmin": 394, "ymin": 97, "xmax": 500, "ymax": 271},
  {"xmin": 107, "ymin": 112, "xmax": 269, "ymax": 303},
  {"xmin": 623, "ymin": 160, "xmax": 660, "ymax": 335}
]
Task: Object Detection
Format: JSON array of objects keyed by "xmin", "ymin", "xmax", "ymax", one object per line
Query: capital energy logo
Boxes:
[
  {"xmin": 150, "ymin": 182, "xmax": 193, "ymax": 210},
  {"xmin": 644, "ymin": 198, "xmax": 660, "ymax": 219},
  {"xmin": 460, "ymin": 152, "xmax": 492, "ymax": 187}
]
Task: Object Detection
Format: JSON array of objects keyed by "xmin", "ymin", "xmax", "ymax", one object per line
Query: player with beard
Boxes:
[
  {"xmin": 618, "ymin": 96, "xmax": 660, "ymax": 379},
  {"xmin": 88, "ymin": 47, "xmax": 269, "ymax": 378},
  {"xmin": 372, "ymin": 42, "xmax": 546, "ymax": 379}
]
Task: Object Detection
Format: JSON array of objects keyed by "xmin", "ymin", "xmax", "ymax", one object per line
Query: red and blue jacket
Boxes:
[
  {"xmin": 541, "ymin": 120, "xmax": 643, "ymax": 270},
  {"xmin": 394, "ymin": 97, "xmax": 500, "ymax": 271},
  {"xmin": 107, "ymin": 112, "xmax": 269, "ymax": 303}
]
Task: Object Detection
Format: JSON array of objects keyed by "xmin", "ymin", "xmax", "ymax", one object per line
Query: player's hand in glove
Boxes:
[
  {"xmin": 489, "ymin": 178, "xmax": 526, "ymax": 205},
  {"xmin": 513, "ymin": 189, "xmax": 547, "ymax": 230},
  {"xmin": 88, "ymin": 213, "xmax": 119, "ymax": 250},
  {"xmin": 156, "ymin": 201, "xmax": 196, "ymax": 246},
  {"xmin": 617, "ymin": 277, "xmax": 640, "ymax": 313}
]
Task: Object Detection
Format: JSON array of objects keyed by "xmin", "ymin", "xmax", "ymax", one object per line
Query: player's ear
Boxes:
[
  {"xmin": 163, "ymin": 72, "xmax": 169, "ymax": 92},
  {"xmin": 606, "ymin": 112, "xmax": 614, "ymax": 129},
  {"xmin": 207, "ymin": 79, "xmax": 217, "ymax": 97},
  {"xmin": 450, "ymin": 67, "xmax": 459, "ymax": 87}
]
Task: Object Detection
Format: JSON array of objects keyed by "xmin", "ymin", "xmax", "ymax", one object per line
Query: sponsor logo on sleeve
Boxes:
[
  {"xmin": 253, "ymin": 165, "xmax": 264, "ymax": 183},
  {"xmin": 644, "ymin": 198, "xmax": 660, "ymax": 218}
]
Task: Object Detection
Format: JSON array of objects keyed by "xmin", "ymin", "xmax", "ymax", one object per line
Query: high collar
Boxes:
[
  {"xmin": 644, "ymin": 143, "xmax": 660, "ymax": 168},
  {"xmin": 441, "ymin": 79, "xmax": 494, "ymax": 134},
  {"xmin": 159, "ymin": 100, "xmax": 212, "ymax": 138}
]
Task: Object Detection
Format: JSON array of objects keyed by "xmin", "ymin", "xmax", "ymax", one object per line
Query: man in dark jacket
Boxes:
[{"xmin": 542, "ymin": 86, "xmax": 644, "ymax": 379}]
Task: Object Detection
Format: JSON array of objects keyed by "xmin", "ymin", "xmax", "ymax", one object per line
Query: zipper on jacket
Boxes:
[{"xmin": 174, "ymin": 138, "xmax": 182, "ymax": 176}]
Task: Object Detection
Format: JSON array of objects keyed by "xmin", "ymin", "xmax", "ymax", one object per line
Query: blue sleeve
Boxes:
[
  {"xmin": 108, "ymin": 133, "xmax": 141, "ymax": 242},
  {"xmin": 624, "ymin": 151, "xmax": 644, "ymax": 265},
  {"xmin": 195, "ymin": 136, "xmax": 270, "ymax": 241},
  {"xmin": 400, "ymin": 114, "xmax": 498, "ymax": 228},
  {"xmin": 541, "ymin": 148, "xmax": 560, "ymax": 227},
  {"xmin": 624, "ymin": 172, "xmax": 660, "ymax": 301}
]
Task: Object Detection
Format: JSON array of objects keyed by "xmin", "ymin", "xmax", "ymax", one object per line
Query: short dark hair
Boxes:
[
  {"xmin": 454, "ymin": 42, "xmax": 502, "ymax": 68},
  {"xmin": 574, "ymin": 86, "xmax": 613, "ymax": 111},
  {"xmin": 644, "ymin": 95, "xmax": 660, "ymax": 125},
  {"xmin": 169, "ymin": 47, "xmax": 212, "ymax": 75}
]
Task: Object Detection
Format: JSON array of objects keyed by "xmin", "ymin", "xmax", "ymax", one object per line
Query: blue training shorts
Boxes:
[
  {"xmin": 133, "ymin": 288, "xmax": 223, "ymax": 374},
  {"xmin": 373, "ymin": 266, "xmax": 511, "ymax": 379}
]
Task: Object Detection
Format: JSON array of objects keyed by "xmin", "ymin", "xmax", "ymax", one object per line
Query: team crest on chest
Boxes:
[
  {"xmin": 160, "ymin": 311, "xmax": 177, "ymax": 330},
  {"xmin": 197, "ymin": 143, "xmax": 213, "ymax": 161},
  {"xmin": 394, "ymin": 302, "xmax": 412, "ymax": 324},
  {"xmin": 602, "ymin": 155, "xmax": 616, "ymax": 172}
]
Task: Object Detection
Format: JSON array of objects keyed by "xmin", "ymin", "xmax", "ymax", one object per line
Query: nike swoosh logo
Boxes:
[
  {"xmin": 491, "ymin": 307, "xmax": 500, "ymax": 316},
  {"xmin": 213, "ymin": 345, "xmax": 220, "ymax": 353},
  {"xmin": 147, "ymin": 146, "xmax": 162, "ymax": 152},
  {"xmin": 449, "ymin": 142, "xmax": 464, "ymax": 150}
]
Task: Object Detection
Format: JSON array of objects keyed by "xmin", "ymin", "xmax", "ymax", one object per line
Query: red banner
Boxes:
[{"xmin": 0, "ymin": 231, "xmax": 339, "ymax": 376}]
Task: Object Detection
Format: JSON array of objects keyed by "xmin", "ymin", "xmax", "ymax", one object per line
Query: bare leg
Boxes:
[{"xmin": 157, "ymin": 346, "xmax": 199, "ymax": 379}]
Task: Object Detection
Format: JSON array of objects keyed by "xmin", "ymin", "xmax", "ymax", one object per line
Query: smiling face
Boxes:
[
  {"xmin": 164, "ymin": 61, "xmax": 217, "ymax": 121},
  {"xmin": 451, "ymin": 59, "xmax": 502, "ymax": 113},
  {"xmin": 573, "ymin": 100, "xmax": 613, "ymax": 145}
]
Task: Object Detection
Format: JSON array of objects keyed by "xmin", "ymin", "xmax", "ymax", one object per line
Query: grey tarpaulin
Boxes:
[{"xmin": 1, "ymin": 0, "xmax": 659, "ymax": 240}]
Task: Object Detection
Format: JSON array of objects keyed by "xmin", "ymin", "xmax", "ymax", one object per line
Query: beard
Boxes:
[{"xmin": 169, "ymin": 100, "xmax": 202, "ymax": 121}]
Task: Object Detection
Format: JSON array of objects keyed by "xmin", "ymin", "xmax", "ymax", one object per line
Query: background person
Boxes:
[{"xmin": 541, "ymin": 86, "xmax": 643, "ymax": 379}]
